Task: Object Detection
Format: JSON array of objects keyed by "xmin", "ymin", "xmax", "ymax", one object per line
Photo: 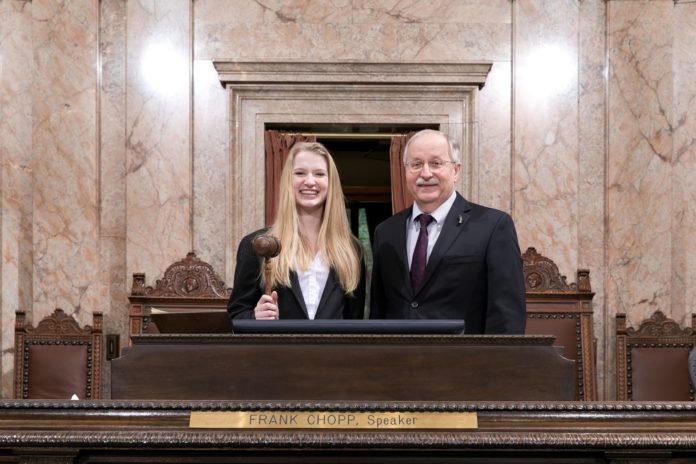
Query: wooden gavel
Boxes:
[{"xmin": 251, "ymin": 234, "xmax": 281, "ymax": 295}]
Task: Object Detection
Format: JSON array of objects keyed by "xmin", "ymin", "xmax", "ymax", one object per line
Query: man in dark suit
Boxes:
[{"xmin": 370, "ymin": 129, "xmax": 526, "ymax": 334}]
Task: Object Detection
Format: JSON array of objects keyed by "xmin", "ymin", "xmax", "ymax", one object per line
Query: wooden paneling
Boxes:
[{"xmin": 111, "ymin": 334, "xmax": 574, "ymax": 401}]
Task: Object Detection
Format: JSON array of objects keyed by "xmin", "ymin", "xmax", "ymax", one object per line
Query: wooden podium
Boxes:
[
  {"xmin": 111, "ymin": 334, "xmax": 575, "ymax": 401},
  {"xmin": 3, "ymin": 400, "xmax": 696, "ymax": 463}
]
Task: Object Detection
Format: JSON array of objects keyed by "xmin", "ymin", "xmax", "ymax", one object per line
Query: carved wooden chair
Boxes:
[
  {"xmin": 523, "ymin": 247, "xmax": 596, "ymax": 400},
  {"xmin": 616, "ymin": 310, "xmax": 696, "ymax": 401},
  {"xmin": 128, "ymin": 252, "xmax": 232, "ymax": 343},
  {"xmin": 14, "ymin": 308, "xmax": 103, "ymax": 399}
]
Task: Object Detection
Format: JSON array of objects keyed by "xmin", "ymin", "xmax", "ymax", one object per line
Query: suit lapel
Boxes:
[
  {"xmin": 393, "ymin": 208, "xmax": 414, "ymax": 297},
  {"xmin": 314, "ymin": 270, "xmax": 340, "ymax": 319},
  {"xmin": 289, "ymin": 271, "xmax": 309, "ymax": 318},
  {"xmin": 416, "ymin": 194, "xmax": 471, "ymax": 294}
]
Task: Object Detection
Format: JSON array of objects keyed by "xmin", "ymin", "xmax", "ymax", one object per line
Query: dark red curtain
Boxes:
[
  {"xmin": 388, "ymin": 132, "xmax": 415, "ymax": 214},
  {"xmin": 264, "ymin": 130, "xmax": 317, "ymax": 226}
]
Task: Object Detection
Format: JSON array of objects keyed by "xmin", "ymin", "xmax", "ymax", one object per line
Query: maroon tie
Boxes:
[{"xmin": 410, "ymin": 214, "xmax": 434, "ymax": 290}]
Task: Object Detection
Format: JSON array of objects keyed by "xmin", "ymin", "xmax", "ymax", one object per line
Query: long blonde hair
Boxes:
[{"xmin": 266, "ymin": 142, "xmax": 361, "ymax": 293}]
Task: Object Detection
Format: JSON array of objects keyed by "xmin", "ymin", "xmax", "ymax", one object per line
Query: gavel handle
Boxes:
[{"xmin": 263, "ymin": 258, "xmax": 273, "ymax": 295}]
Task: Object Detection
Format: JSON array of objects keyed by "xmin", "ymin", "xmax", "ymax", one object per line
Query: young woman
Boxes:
[{"xmin": 227, "ymin": 142, "xmax": 365, "ymax": 320}]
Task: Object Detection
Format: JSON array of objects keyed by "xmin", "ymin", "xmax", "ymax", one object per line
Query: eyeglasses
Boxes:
[{"xmin": 404, "ymin": 159, "xmax": 457, "ymax": 172}]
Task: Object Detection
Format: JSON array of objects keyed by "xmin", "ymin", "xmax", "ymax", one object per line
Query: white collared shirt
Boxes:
[
  {"xmin": 296, "ymin": 253, "xmax": 329, "ymax": 320},
  {"xmin": 406, "ymin": 191, "xmax": 457, "ymax": 269}
]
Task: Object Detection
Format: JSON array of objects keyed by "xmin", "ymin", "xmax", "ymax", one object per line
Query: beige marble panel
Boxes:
[
  {"xmin": 672, "ymin": 2, "xmax": 696, "ymax": 326},
  {"xmin": 192, "ymin": 59, "xmax": 228, "ymax": 281},
  {"xmin": 126, "ymin": 0, "xmax": 192, "ymax": 283},
  {"xmin": 196, "ymin": 0, "xmax": 352, "ymax": 25},
  {"xmin": 353, "ymin": 0, "xmax": 511, "ymax": 24},
  {"xmin": 31, "ymin": 0, "xmax": 100, "ymax": 325},
  {"xmin": 513, "ymin": 0, "xmax": 580, "ymax": 275},
  {"xmin": 478, "ymin": 61, "xmax": 512, "ymax": 213},
  {"xmin": 606, "ymin": 0, "xmax": 673, "ymax": 326},
  {"xmin": 397, "ymin": 23, "xmax": 510, "ymax": 62},
  {"xmin": 0, "ymin": 0, "xmax": 34, "ymax": 398},
  {"xmin": 100, "ymin": 0, "xmax": 128, "ymax": 395},
  {"xmin": 197, "ymin": 0, "xmax": 511, "ymax": 26},
  {"xmin": 194, "ymin": 0, "xmax": 509, "ymax": 62},
  {"xmin": 578, "ymin": 0, "xmax": 607, "ymax": 399}
]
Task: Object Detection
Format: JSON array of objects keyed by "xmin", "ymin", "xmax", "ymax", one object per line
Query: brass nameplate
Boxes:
[{"xmin": 189, "ymin": 411, "xmax": 477, "ymax": 429}]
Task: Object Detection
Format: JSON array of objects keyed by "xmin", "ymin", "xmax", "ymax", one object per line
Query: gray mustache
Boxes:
[{"xmin": 416, "ymin": 178, "xmax": 439, "ymax": 186}]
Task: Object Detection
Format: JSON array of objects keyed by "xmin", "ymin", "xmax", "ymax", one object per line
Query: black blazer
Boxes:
[
  {"xmin": 369, "ymin": 193, "xmax": 526, "ymax": 334},
  {"xmin": 227, "ymin": 229, "xmax": 366, "ymax": 320}
]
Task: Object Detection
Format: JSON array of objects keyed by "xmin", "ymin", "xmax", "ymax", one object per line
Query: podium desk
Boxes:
[
  {"xmin": 111, "ymin": 334, "xmax": 574, "ymax": 401},
  {"xmin": 2, "ymin": 400, "xmax": 696, "ymax": 463}
]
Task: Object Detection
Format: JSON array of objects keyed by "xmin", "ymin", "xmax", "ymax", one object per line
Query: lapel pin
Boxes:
[{"xmin": 458, "ymin": 214, "xmax": 463, "ymax": 225}]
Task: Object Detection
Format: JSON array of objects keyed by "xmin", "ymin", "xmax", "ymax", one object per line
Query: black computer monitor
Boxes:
[{"xmin": 231, "ymin": 319, "xmax": 465, "ymax": 335}]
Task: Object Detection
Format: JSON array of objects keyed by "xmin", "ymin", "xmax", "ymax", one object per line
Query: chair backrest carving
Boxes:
[
  {"xmin": 616, "ymin": 310, "xmax": 696, "ymax": 401},
  {"xmin": 14, "ymin": 308, "xmax": 103, "ymax": 399},
  {"xmin": 128, "ymin": 252, "xmax": 231, "ymax": 341},
  {"xmin": 131, "ymin": 252, "xmax": 230, "ymax": 298},
  {"xmin": 523, "ymin": 246, "xmax": 592, "ymax": 293},
  {"xmin": 523, "ymin": 247, "xmax": 596, "ymax": 401}
]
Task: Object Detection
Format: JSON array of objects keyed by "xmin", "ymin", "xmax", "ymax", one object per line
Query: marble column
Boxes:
[
  {"xmin": 672, "ymin": 1, "xmax": 696, "ymax": 332},
  {"xmin": 606, "ymin": 0, "xmax": 674, "ymax": 326},
  {"xmin": 31, "ymin": 0, "xmax": 100, "ymax": 324},
  {"xmin": 126, "ymin": 0, "xmax": 192, "ymax": 282},
  {"xmin": 578, "ymin": 0, "xmax": 607, "ymax": 398},
  {"xmin": 513, "ymin": 0, "xmax": 580, "ymax": 276},
  {"xmin": 99, "ymin": 0, "xmax": 128, "ymax": 395},
  {"xmin": 0, "ymin": 0, "xmax": 34, "ymax": 398}
]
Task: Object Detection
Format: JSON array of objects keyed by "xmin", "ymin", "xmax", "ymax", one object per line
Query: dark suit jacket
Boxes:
[
  {"xmin": 369, "ymin": 193, "xmax": 525, "ymax": 334},
  {"xmin": 227, "ymin": 229, "xmax": 366, "ymax": 320}
]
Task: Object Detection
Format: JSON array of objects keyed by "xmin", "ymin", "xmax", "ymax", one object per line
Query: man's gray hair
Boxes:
[{"xmin": 403, "ymin": 129, "xmax": 461, "ymax": 164}]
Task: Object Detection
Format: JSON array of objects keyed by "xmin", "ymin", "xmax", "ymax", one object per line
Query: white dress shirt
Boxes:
[
  {"xmin": 296, "ymin": 253, "xmax": 330, "ymax": 319},
  {"xmin": 406, "ymin": 190, "xmax": 457, "ymax": 269}
]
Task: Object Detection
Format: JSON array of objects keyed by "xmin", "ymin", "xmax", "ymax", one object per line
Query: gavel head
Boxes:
[{"xmin": 252, "ymin": 234, "xmax": 281, "ymax": 258}]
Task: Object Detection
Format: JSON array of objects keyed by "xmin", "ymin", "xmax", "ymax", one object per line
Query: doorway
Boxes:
[{"xmin": 219, "ymin": 63, "xmax": 485, "ymax": 284}]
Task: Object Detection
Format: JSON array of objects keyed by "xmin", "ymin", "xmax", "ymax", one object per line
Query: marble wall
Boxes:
[
  {"xmin": 578, "ymin": 0, "xmax": 608, "ymax": 393},
  {"xmin": 673, "ymin": 1, "xmax": 696, "ymax": 344},
  {"xmin": 606, "ymin": 0, "xmax": 675, "ymax": 398},
  {"xmin": 0, "ymin": 0, "xmax": 33, "ymax": 396},
  {"xmin": 1, "ymin": 0, "xmax": 695, "ymax": 400},
  {"xmin": 99, "ymin": 0, "xmax": 128, "ymax": 366}
]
